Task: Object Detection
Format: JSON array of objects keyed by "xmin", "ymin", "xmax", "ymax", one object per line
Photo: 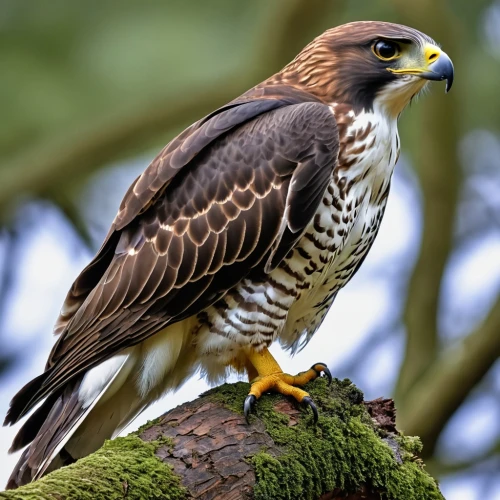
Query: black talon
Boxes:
[
  {"xmin": 302, "ymin": 396, "xmax": 319, "ymax": 423},
  {"xmin": 311, "ymin": 363, "xmax": 333, "ymax": 385},
  {"xmin": 244, "ymin": 395, "xmax": 257, "ymax": 423}
]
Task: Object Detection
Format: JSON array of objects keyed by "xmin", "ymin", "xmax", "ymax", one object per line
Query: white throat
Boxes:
[
  {"xmin": 337, "ymin": 103, "xmax": 400, "ymax": 194},
  {"xmin": 374, "ymin": 76, "xmax": 427, "ymax": 118}
]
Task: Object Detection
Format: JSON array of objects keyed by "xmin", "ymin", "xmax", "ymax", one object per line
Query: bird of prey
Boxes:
[{"xmin": 4, "ymin": 21, "xmax": 453, "ymax": 488}]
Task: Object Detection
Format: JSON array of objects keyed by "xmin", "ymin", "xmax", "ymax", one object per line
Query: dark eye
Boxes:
[{"xmin": 373, "ymin": 40, "xmax": 400, "ymax": 60}]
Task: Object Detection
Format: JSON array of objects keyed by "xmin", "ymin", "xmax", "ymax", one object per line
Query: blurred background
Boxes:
[{"xmin": 0, "ymin": 0, "xmax": 499, "ymax": 497}]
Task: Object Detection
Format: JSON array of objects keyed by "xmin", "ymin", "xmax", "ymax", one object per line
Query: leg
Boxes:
[
  {"xmin": 244, "ymin": 357, "xmax": 259, "ymax": 383},
  {"xmin": 243, "ymin": 347, "xmax": 331, "ymax": 423}
]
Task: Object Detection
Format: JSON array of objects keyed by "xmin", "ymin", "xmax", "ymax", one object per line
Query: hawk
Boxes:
[{"xmin": 4, "ymin": 21, "xmax": 453, "ymax": 488}]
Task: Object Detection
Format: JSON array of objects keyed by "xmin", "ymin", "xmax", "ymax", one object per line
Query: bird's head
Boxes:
[{"xmin": 280, "ymin": 21, "xmax": 454, "ymax": 117}]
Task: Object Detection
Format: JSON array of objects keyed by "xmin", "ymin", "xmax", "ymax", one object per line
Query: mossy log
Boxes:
[{"xmin": 0, "ymin": 378, "xmax": 444, "ymax": 500}]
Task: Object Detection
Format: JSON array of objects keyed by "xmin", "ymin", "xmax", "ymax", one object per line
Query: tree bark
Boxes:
[{"xmin": 0, "ymin": 379, "xmax": 443, "ymax": 500}]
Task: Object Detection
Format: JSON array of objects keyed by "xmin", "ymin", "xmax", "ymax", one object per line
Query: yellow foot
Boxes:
[{"xmin": 243, "ymin": 348, "xmax": 332, "ymax": 423}]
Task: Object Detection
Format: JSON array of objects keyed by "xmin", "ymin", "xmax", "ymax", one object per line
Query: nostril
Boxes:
[{"xmin": 428, "ymin": 52, "xmax": 439, "ymax": 62}]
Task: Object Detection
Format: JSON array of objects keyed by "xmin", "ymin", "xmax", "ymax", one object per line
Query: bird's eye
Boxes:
[{"xmin": 373, "ymin": 40, "xmax": 400, "ymax": 60}]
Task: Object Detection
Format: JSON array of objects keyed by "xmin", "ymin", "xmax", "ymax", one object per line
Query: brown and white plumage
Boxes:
[{"xmin": 4, "ymin": 21, "xmax": 453, "ymax": 488}]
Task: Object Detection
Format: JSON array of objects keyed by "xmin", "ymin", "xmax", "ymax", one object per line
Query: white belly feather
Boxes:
[{"xmin": 280, "ymin": 105, "xmax": 399, "ymax": 349}]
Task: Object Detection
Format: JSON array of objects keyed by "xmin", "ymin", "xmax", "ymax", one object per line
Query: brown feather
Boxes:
[{"xmin": 5, "ymin": 90, "xmax": 340, "ymax": 488}]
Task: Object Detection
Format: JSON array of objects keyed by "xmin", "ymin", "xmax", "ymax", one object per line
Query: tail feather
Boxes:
[
  {"xmin": 9, "ymin": 392, "xmax": 59, "ymax": 453},
  {"xmin": 6, "ymin": 352, "xmax": 136, "ymax": 489},
  {"xmin": 6, "ymin": 449, "xmax": 32, "ymax": 490},
  {"xmin": 7, "ymin": 376, "xmax": 83, "ymax": 489},
  {"xmin": 4, "ymin": 371, "xmax": 51, "ymax": 426}
]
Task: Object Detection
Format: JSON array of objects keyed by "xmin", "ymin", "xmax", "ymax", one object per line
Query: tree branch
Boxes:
[
  {"xmin": 427, "ymin": 437, "xmax": 500, "ymax": 477},
  {"xmin": 397, "ymin": 292, "xmax": 500, "ymax": 457},
  {"xmin": 392, "ymin": 0, "xmax": 463, "ymax": 403},
  {"xmin": 390, "ymin": 0, "xmax": 500, "ymax": 460},
  {"xmin": 0, "ymin": 380, "xmax": 443, "ymax": 500},
  {"xmin": 0, "ymin": 0, "xmax": 341, "ymax": 222},
  {"xmin": 0, "ymin": 81, "xmax": 247, "ymax": 217}
]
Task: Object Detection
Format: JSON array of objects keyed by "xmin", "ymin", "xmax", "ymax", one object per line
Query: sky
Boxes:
[{"xmin": 0, "ymin": 155, "xmax": 499, "ymax": 498}]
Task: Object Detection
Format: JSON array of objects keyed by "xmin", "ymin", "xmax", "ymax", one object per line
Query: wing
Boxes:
[{"xmin": 6, "ymin": 95, "xmax": 339, "ymax": 424}]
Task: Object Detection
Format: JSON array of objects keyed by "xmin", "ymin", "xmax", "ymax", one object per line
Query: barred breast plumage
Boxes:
[{"xmin": 195, "ymin": 101, "xmax": 399, "ymax": 379}]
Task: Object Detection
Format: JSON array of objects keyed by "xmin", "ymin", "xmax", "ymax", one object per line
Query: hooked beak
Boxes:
[
  {"xmin": 418, "ymin": 45, "xmax": 454, "ymax": 93},
  {"xmin": 387, "ymin": 43, "xmax": 455, "ymax": 93}
]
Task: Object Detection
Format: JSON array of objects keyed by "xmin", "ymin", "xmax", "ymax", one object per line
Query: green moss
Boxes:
[
  {"xmin": 202, "ymin": 379, "xmax": 252, "ymax": 414},
  {"xmin": 207, "ymin": 377, "xmax": 443, "ymax": 500},
  {"xmin": 396, "ymin": 433, "xmax": 424, "ymax": 457},
  {"xmin": 2, "ymin": 378, "xmax": 443, "ymax": 499},
  {"xmin": 0, "ymin": 436, "xmax": 186, "ymax": 500},
  {"xmin": 135, "ymin": 415, "xmax": 164, "ymax": 435}
]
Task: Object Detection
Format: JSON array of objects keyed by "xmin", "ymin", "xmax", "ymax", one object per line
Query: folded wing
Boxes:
[{"xmin": 5, "ymin": 95, "xmax": 339, "ymax": 435}]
